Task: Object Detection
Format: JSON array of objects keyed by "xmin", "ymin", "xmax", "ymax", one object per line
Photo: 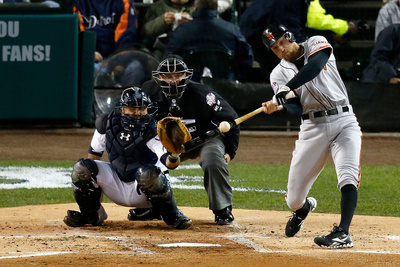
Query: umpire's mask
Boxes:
[{"xmin": 152, "ymin": 55, "xmax": 193, "ymax": 112}]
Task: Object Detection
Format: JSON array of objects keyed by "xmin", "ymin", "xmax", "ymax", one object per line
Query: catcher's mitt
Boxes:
[{"xmin": 157, "ymin": 117, "xmax": 192, "ymax": 154}]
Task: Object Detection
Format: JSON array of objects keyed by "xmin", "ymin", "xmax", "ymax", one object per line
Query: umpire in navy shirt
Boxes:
[{"xmin": 141, "ymin": 55, "xmax": 240, "ymax": 225}]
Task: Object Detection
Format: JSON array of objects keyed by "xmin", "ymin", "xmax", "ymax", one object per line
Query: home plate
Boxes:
[{"xmin": 158, "ymin": 243, "xmax": 222, "ymax": 247}]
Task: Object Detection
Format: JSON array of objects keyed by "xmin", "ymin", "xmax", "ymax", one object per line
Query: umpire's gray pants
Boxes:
[{"xmin": 181, "ymin": 136, "xmax": 232, "ymax": 211}]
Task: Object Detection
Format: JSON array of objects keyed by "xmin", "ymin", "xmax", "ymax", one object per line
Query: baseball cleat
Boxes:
[
  {"xmin": 314, "ymin": 224, "xmax": 354, "ymax": 249},
  {"xmin": 63, "ymin": 210, "xmax": 106, "ymax": 227},
  {"xmin": 285, "ymin": 197, "xmax": 317, "ymax": 237},
  {"xmin": 170, "ymin": 210, "xmax": 192, "ymax": 230},
  {"xmin": 64, "ymin": 210, "xmax": 87, "ymax": 227},
  {"xmin": 173, "ymin": 215, "xmax": 192, "ymax": 230},
  {"xmin": 127, "ymin": 208, "xmax": 162, "ymax": 221},
  {"xmin": 213, "ymin": 205, "xmax": 234, "ymax": 225}
]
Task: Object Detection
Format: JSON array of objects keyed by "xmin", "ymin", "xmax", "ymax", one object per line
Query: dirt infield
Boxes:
[{"xmin": 0, "ymin": 129, "xmax": 400, "ymax": 266}]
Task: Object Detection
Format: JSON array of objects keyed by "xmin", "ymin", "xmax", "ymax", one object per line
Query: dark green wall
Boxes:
[{"xmin": 0, "ymin": 14, "xmax": 79, "ymax": 120}]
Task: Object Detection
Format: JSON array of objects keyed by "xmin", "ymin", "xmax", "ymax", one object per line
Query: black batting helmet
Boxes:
[{"xmin": 262, "ymin": 24, "xmax": 295, "ymax": 50}]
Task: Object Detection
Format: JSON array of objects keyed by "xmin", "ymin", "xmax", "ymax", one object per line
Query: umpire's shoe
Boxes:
[
  {"xmin": 285, "ymin": 197, "xmax": 317, "ymax": 237},
  {"xmin": 213, "ymin": 205, "xmax": 234, "ymax": 225},
  {"xmin": 314, "ymin": 224, "xmax": 353, "ymax": 249},
  {"xmin": 127, "ymin": 208, "xmax": 162, "ymax": 221}
]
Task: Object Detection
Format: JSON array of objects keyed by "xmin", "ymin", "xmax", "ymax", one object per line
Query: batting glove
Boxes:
[{"xmin": 273, "ymin": 86, "xmax": 291, "ymax": 106}]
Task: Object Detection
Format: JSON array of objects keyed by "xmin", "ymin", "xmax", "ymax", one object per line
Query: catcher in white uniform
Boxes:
[
  {"xmin": 63, "ymin": 87, "xmax": 191, "ymax": 230},
  {"xmin": 261, "ymin": 24, "xmax": 362, "ymax": 249}
]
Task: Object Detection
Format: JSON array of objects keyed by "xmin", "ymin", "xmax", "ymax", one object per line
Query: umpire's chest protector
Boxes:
[{"xmin": 103, "ymin": 112, "xmax": 158, "ymax": 182}]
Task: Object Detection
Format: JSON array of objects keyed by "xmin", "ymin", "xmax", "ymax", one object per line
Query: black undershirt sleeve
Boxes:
[
  {"xmin": 283, "ymin": 97, "xmax": 303, "ymax": 117},
  {"xmin": 285, "ymin": 48, "xmax": 331, "ymax": 90},
  {"xmin": 281, "ymin": 47, "xmax": 331, "ymax": 117}
]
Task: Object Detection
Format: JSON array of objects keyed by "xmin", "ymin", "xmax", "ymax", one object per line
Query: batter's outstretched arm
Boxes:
[{"xmin": 286, "ymin": 48, "xmax": 331, "ymax": 89}]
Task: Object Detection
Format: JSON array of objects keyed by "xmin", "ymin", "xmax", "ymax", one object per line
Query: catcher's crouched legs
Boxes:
[
  {"xmin": 200, "ymin": 138, "xmax": 234, "ymax": 225},
  {"xmin": 136, "ymin": 166, "xmax": 192, "ymax": 229},
  {"xmin": 64, "ymin": 158, "xmax": 108, "ymax": 227}
]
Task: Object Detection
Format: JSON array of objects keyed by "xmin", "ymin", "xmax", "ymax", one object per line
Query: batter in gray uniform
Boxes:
[{"xmin": 261, "ymin": 24, "xmax": 362, "ymax": 249}]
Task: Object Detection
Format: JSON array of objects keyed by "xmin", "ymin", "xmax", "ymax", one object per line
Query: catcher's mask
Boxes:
[
  {"xmin": 262, "ymin": 24, "xmax": 295, "ymax": 51},
  {"xmin": 152, "ymin": 55, "xmax": 193, "ymax": 112},
  {"xmin": 118, "ymin": 87, "xmax": 157, "ymax": 130}
]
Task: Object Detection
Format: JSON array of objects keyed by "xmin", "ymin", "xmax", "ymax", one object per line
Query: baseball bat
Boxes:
[
  {"xmin": 235, "ymin": 107, "xmax": 264, "ymax": 125},
  {"xmin": 182, "ymin": 128, "xmax": 222, "ymax": 152},
  {"xmin": 219, "ymin": 91, "xmax": 296, "ymax": 133}
]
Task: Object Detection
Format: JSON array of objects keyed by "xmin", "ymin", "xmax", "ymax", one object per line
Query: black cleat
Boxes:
[
  {"xmin": 285, "ymin": 197, "xmax": 317, "ymax": 237},
  {"xmin": 127, "ymin": 208, "xmax": 162, "ymax": 221},
  {"xmin": 63, "ymin": 210, "xmax": 105, "ymax": 227},
  {"xmin": 172, "ymin": 213, "xmax": 192, "ymax": 230},
  {"xmin": 314, "ymin": 224, "xmax": 354, "ymax": 249},
  {"xmin": 213, "ymin": 205, "xmax": 234, "ymax": 225}
]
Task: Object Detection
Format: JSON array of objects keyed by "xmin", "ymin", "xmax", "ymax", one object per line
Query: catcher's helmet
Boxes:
[
  {"xmin": 119, "ymin": 87, "xmax": 152, "ymax": 109},
  {"xmin": 118, "ymin": 87, "xmax": 156, "ymax": 130},
  {"xmin": 152, "ymin": 55, "xmax": 193, "ymax": 111},
  {"xmin": 262, "ymin": 24, "xmax": 295, "ymax": 51}
]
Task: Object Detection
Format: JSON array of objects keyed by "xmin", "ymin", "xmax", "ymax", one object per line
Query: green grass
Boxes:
[
  {"xmin": 0, "ymin": 161, "xmax": 75, "ymax": 168},
  {"xmin": 0, "ymin": 161, "xmax": 399, "ymax": 217},
  {"xmin": 0, "ymin": 178, "xmax": 25, "ymax": 184}
]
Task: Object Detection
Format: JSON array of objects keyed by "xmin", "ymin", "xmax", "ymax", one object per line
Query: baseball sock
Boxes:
[
  {"xmin": 295, "ymin": 198, "xmax": 311, "ymax": 218},
  {"xmin": 339, "ymin": 184, "xmax": 358, "ymax": 234}
]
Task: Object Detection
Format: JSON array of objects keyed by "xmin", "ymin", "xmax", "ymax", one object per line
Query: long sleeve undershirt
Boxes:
[
  {"xmin": 282, "ymin": 47, "xmax": 331, "ymax": 116},
  {"xmin": 286, "ymin": 47, "xmax": 331, "ymax": 90}
]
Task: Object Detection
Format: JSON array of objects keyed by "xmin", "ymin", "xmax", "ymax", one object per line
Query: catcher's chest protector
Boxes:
[{"xmin": 104, "ymin": 113, "xmax": 158, "ymax": 182}]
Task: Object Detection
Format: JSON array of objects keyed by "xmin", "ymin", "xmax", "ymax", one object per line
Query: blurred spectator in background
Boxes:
[
  {"xmin": 164, "ymin": 0, "xmax": 253, "ymax": 82},
  {"xmin": 217, "ymin": 0, "xmax": 231, "ymax": 15},
  {"xmin": 217, "ymin": 0, "xmax": 234, "ymax": 21},
  {"xmin": 74, "ymin": 0, "xmax": 139, "ymax": 70},
  {"xmin": 375, "ymin": 0, "xmax": 400, "ymax": 41},
  {"xmin": 307, "ymin": 0, "xmax": 349, "ymax": 37},
  {"xmin": 239, "ymin": 0, "xmax": 368, "ymax": 81},
  {"xmin": 141, "ymin": 0, "xmax": 195, "ymax": 58},
  {"xmin": 0, "ymin": 0, "xmax": 59, "ymax": 6},
  {"xmin": 306, "ymin": 0, "xmax": 369, "ymax": 45},
  {"xmin": 361, "ymin": 24, "xmax": 400, "ymax": 84},
  {"xmin": 238, "ymin": 0, "xmax": 310, "ymax": 80}
]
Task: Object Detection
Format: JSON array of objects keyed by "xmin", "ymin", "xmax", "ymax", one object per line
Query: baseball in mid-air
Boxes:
[{"xmin": 219, "ymin": 121, "xmax": 231, "ymax": 133}]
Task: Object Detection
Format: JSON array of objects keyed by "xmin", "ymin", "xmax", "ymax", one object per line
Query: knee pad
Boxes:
[
  {"xmin": 72, "ymin": 158, "xmax": 98, "ymax": 184},
  {"xmin": 136, "ymin": 166, "xmax": 169, "ymax": 195}
]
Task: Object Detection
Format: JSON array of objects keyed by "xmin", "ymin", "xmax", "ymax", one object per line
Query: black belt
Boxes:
[{"xmin": 302, "ymin": 106, "xmax": 349, "ymax": 120}]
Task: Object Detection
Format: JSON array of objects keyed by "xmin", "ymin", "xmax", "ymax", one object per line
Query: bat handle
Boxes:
[{"xmin": 234, "ymin": 107, "xmax": 264, "ymax": 125}]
